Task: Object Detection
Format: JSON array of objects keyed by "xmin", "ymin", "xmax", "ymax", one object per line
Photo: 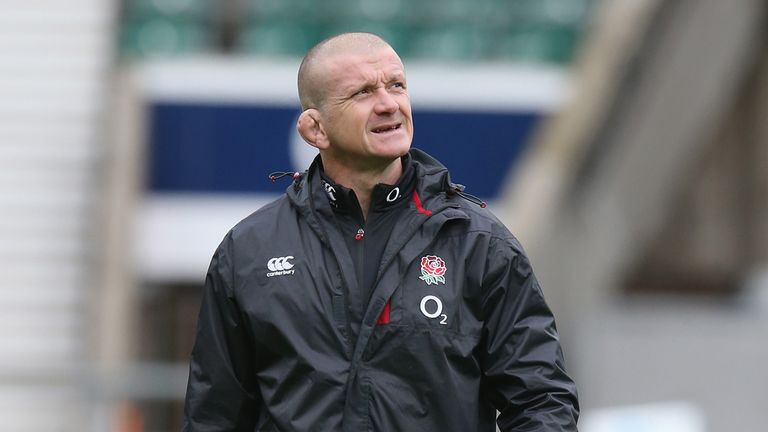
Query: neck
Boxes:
[{"xmin": 321, "ymin": 156, "xmax": 403, "ymax": 219}]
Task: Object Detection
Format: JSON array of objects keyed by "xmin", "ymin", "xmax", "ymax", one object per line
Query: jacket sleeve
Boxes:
[
  {"xmin": 182, "ymin": 232, "xmax": 262, "ymax": 431},
  {"xmin": 479, "ymin": 237, "xmax": 579, "ymax": 431}
]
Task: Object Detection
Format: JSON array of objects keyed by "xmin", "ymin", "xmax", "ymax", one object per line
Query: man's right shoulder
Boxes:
[
  {"xmin": 212, "ymin": 194, "xmax": 302, "ymax": 262},
  {"xmin": 229, "ymin": 195, "xmax": 294, "ymax": 241}
]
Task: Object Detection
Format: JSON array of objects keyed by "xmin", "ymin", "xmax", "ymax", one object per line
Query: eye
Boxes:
[
  {"xmin": 393, "ymin": 82, "xmax": 405, "ymax": 89},
  {"xmin": 355, "ymin": 88, "xmax": 370, "ymax": 96}
]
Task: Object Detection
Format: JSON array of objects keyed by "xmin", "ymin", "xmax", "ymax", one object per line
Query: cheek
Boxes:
[
  {"xmin": 399, "ymin": 99, "xmax": 413, "ymax": 117},
  {"xmin": 331, "ymin": 106, "xmax": 368, "ymax": 132},
  {"xmin": 398, "ymin": 93, "xmax": 411, "ymax": 107}
]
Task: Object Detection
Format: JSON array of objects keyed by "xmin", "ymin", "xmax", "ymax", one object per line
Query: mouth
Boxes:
[{"xmin": 371, "ymin": 123, "xmax": 402, "ymax": 134}]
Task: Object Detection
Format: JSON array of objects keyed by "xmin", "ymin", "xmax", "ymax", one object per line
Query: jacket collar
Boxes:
[
  {"xmin": 317, "ymin": 154, "xmax": 416, "ymax": 215},
  {"xmin": 286, "ymin": 148, "xmax": 466, "ymax": 227}
]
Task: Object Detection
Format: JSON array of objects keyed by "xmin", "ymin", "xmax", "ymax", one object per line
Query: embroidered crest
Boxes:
[{"xmin": 419, "ymin": 255, "xmax": 446, "ymax": 285}]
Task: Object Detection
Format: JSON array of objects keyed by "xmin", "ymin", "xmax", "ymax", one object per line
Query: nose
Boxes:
[{"xmin": 373, "ymin": 88, "xmax": 399, "ymax": 114}]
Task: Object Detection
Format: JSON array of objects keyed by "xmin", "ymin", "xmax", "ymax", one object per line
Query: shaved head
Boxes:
[{"xmin": 298, "ymin": 32, "xmax": 395, "ymax": 110}]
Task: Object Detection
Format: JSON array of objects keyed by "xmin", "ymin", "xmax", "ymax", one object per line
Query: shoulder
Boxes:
[
  {"xmin": 210, "ymin": 194, "xmax": 300, "ymax": 263},
  {"xmin": 451, "ymin": 201, "xmax": 532, "ymax": 270},
  {"xmin": 229, "ymin": 195, "xmax": 294, "ymax": 241},
  {"xmin": 210, "ymin": 194, "xmax": 304, "ymax": 284},
  {"xmin": 449, "ymin": 199, "xmax": 518, "ymax": 243}
]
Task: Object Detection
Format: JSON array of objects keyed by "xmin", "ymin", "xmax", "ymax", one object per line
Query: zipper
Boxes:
[{"xmin": 355, "ymin": 226, "xmax": 365, "ymax": 313}]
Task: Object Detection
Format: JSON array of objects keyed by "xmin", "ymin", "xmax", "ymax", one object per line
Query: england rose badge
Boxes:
[{"xmin": 419, "ymin": 255, "xmax": 446, "ymax": 285}]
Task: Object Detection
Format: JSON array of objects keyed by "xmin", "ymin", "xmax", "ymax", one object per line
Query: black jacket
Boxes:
[{"xmin": 183, "ymin": 149, "xmax": 579, "ymax": 431}]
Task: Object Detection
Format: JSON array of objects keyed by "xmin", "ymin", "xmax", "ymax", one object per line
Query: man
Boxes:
[{"xmin": 183, "ymin": 32, "xmax": 578, "ymax": 431}]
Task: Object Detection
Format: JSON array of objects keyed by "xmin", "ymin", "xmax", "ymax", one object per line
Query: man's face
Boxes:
[{"xmin": 316, "ymin": 47, "xmax": 413, "ymax": 170}]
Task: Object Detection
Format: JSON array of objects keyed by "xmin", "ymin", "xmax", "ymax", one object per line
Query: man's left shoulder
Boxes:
[{"xmin": 453, "ymin": 201, "xmax": 517, "ymax": 242}]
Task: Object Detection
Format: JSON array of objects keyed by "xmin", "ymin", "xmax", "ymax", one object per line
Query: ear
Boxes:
[{"xmin": 297, "ymin": 109, "xmax": 330, "ymax": 150}]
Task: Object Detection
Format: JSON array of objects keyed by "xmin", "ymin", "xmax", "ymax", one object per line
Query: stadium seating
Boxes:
[{"xmin": 118, "ymin": 0, "xmax": 594, "ymax": 63}]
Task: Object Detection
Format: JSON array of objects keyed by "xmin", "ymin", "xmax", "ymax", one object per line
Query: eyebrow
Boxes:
[
  {"xmin": 359, "ymin": 72, "xmax": 406, "ymax": 89},
  {"xmin": 386, "ymin": 71, "xmax": 406, "ymax": 82},
  {"xmin": 342, "ymin": 81, "xmax": 372, "ymax": 96},
  {"xmin": 338, "ymin": 70, "xmax": 407, "ymax": 97}
]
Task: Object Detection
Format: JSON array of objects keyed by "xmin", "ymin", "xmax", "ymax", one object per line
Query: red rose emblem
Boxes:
[{"xmin": 419, "ymin": 255, "xmax": 446, "ymax": 285}]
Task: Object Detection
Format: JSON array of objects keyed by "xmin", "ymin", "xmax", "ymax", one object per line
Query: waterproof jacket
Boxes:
[{"xmin": 183, "ymin": 149, "xmax": 579, "ymax": 431}]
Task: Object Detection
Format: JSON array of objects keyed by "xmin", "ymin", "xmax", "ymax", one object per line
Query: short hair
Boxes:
[{"xmin": 297, "ymin": 32, "xmax": 392, "ymax": 110}]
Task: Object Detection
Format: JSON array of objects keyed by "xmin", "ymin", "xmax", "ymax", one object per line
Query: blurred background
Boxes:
[{"xmin": 1, "ymin": 0, "xmax": 766, "ymax": 431}]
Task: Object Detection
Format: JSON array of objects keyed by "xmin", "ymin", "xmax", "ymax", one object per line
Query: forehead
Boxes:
[{"xmin": 321, "ymin": 48, "xmax": 405, "ymax": 90}]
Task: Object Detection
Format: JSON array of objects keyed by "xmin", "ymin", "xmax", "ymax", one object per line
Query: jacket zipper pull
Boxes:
[{"xmin": 354, "ymin": 228, "xmax": 364, "ymax": 241}]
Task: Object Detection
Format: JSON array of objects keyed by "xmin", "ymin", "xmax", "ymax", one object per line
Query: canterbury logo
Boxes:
[
  {"xmin": 267, "ymin": 256, "xmax": 295, "ymax": 277},
  {"xmin": 268, "ymin": 256, "xmax": 294, "ymax": 271}
]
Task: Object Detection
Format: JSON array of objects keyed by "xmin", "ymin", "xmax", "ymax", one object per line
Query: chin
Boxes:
[{"xmin": 381, "ymin": 142, "xmax": 411, "ymax": 159}]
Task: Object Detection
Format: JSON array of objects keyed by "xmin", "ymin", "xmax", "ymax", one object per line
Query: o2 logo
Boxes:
[{"xmin": 420, "ymin": 295, "xmax": 448, "ymax": 325}]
